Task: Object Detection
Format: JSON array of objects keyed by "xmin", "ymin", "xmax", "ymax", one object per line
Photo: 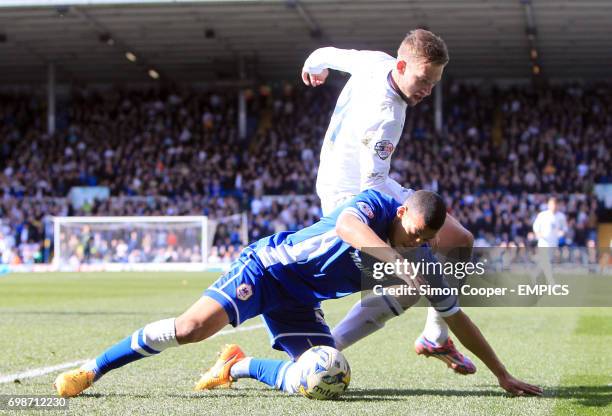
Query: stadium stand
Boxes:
[{"xmin": 0, "ymin": 81, "xmax": 609, "ymax": 265}]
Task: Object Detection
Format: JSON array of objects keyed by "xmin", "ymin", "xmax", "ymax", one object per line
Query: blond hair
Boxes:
[{"xmin": 398, "ymin": 29, "xmax": 449, "ymax": 65}]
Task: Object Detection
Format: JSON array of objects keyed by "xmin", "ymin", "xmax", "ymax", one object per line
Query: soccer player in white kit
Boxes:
[
  {"xmin": 532, "ymin": 197, "xmax": 568, "ymax": 284},
  {"xmin": 301, "ymin": 29, "xmax": 476, "ymax": 374}
]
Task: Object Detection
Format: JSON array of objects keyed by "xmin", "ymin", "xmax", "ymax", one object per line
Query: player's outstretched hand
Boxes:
[
  {"xmin": 498, "ymin": 373, "xmax": 543, "ymax": 396},
  {"xmin": 302, "ymin": 69, "xmax": 329, "ymax": 87}
]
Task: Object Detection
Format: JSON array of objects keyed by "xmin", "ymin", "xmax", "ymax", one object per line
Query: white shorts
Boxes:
[{"xmin": 320, "ymin": 193, "xmax": 356, "ymax": 217}]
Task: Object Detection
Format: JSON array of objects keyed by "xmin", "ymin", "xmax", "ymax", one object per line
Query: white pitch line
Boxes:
[
  {"xmin": 0, "ymin": 360, "xmax": 89, "ymax": 384},
  {"xmin": 0, "ymin": 323, "xmax": 265, "ymax": 384}
]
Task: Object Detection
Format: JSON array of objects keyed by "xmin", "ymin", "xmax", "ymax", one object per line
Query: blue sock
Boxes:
[
  {"xmin": 88, "ymin": 329, "xmax": 158, "ymax": 380},
  {"xmin": 248, "ymin": 358, "xmax": 287, "ymax": 387},
  {"xmin": 82, "ymin": 319, "xmax": 178, "ymax": 381},
  {"xmin": 245, "ymin": 358, "xmax": 300, "ymax": 392}
]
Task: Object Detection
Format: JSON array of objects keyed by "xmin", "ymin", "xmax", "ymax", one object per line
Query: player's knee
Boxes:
[{"xmin": 175, "ymin": 316, "xmax": 207, "ymax": 344}]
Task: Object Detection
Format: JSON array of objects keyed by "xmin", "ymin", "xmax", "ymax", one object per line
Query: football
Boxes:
[{"xmin": 297, "ymin": 346, "xmax": 351, "ymax": 400}]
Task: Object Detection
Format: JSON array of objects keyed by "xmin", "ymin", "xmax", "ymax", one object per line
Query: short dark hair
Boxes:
[
  {"xmin": 406, "ymin": 190, "xmax": 447, "ymax": 231},
  {"xmin": 398, "ymin": 29, "xmax": 449, "ymax": 66}
]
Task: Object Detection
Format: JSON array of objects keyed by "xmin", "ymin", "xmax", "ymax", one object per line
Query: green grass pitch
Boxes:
[{"xmin": 0, "ymin": 272, "xmax": 610, "ymax": 415}]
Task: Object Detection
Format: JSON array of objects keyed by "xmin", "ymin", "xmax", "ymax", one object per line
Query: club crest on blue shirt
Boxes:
[
  {"xmin": 356, "ymin": 201, "xmax": 374, "ymax": 219},
  {"xmin": 236, "ymin": 283, "xmax": 253, "ymax": 301},
  {"xmin": 374, "ymin": 140, "xmax": 394, "ymax": 160}
]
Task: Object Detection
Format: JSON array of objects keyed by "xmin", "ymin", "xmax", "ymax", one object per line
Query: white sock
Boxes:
[
  {"xmin": 229, "ymin": 357, "xmax": 252, "ymax": 380},
  {"xmin": 278, "ymin": 361, "xmax": 302, "ymax": 393},
  {"xmin": 142, "ymin": 318, "xmax": 179, "ymax": 349},
  {"xmin": 332, "ymin": 294, "xmax": 404, "ymax": 351},
  {"xmin": 422, "ymin": 308, "xmax": 449, "ymax": 345}
]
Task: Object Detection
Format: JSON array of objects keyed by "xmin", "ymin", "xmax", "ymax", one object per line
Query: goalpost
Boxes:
[{"xmin": 52, "ymin": 214, "xmax": 247, "ymax": 272}]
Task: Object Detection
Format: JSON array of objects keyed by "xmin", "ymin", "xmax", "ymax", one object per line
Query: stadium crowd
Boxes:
[{"xmin": 0, "ymin": 80, "xmax": 609, "ymax": 265}]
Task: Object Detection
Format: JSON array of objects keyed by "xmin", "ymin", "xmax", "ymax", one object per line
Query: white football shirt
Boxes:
[{"xmin": 303, "ymin": 47, "xmax": 412, "ymax": 215}]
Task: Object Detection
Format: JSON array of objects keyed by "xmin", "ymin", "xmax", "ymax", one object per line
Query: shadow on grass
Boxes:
[
  {"xmin": 81, "ymin": 384, "xmax": 611, "ymax": 407},
  {"xmin": 343, "ymin": 384, "xmax": 611, "ymax": 406},
  {"xmin": 545, "ymin": 385, "xmax": 612, "ymax": 408},
  {"xmin": 82, "ymin": 389, "xmax": 405, "ymax": 403},
  {"xmin": 82, "ymin": 387, "xmax": 290, "ymax": 400},
  {"xmin": 340, "ymin": 388, "xmax": 506, "ymax": 402}
]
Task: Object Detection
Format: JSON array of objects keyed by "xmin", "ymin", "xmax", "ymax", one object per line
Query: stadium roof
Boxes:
[{"xmin": 0, "ymin": 0, "xmax": 610, "ymax": 84}]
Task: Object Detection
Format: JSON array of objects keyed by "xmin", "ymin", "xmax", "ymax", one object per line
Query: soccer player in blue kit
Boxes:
[{"xmin": 54, "ymin": 190, "xmax": 542, "ymax": 398}]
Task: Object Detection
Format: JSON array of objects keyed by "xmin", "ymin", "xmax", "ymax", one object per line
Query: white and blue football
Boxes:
[{"xmin": 297, "ymin": 345, "xmax": 351, "ymax": 400}]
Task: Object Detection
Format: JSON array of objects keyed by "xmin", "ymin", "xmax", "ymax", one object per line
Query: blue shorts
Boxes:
[{"xmin": 203, "ymin": 252, "xmax": 335, "ymax": 360}]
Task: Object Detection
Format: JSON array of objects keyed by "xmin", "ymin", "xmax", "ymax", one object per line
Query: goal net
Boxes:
[{"xmin": 52, "ymin": 214, "xmax": 247, "ymax": 271}]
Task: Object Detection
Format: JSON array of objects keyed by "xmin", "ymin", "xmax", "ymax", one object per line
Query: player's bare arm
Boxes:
[
  {"xmin": 336, "ymin": 211, "xmax": 401, "ymax": 263},
  {"xmin": 444, "ymin": 311, "xmax": 543, "ymax": 396}
]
